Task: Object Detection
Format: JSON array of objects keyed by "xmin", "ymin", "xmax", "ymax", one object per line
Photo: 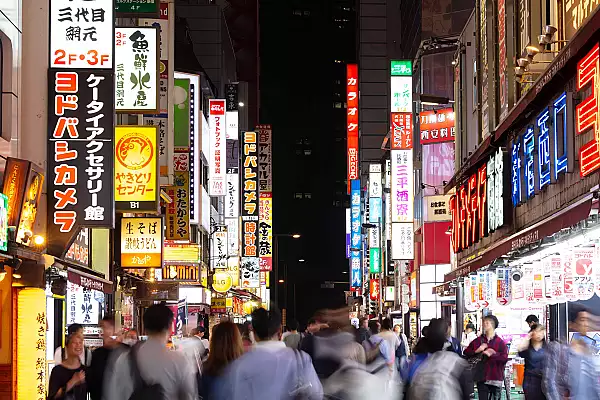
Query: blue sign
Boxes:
[
  {"xmin": 553, "ymin": 92, "xmax": 569, "ymax": 180},
  {"xmin": 524, "ymin": 126, "xmax": 535, "ymax": 200},
  {"xmin": 537, "ymin": 108, "xmax": 551, "ymax": 190},
  {"xmin": 350, "ymin": 180, "xmax": 362, "ymax": 288},
  {"xmin": 369, "ymin": 197, "xmax": 382, "ymax": 223},
  {"xmin": 511, "ymin": 140, "xmax": 522, "ymax": 206}
]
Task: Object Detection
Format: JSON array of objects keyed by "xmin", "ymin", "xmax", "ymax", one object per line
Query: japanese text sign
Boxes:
[
  {"xmin": 212, "ymin": 225, "xmax": 228, "ymax": 269},
  {"xmin": 225, "ymin": 218, "xmax": 239, "ymax": 257},
  {"xmin": 114, "ymin": 125, "xmax": 158, "ymax": 212},
  {"xmin": 165, "ymin": 171, "xmax": 190, "ymax": 240},
  {"xmin": 370, "ymin": 279, "xmax": 380, "ymax": 301},
  {"xmin": 47, "ymin": 69, "xmax": 114, "ymax": 258},
  {"xmin": 226, "ymin": 170, "xmax": 239, "ymax": 218},
  {"xmin": 259, "ymin": 193, "xmax": 273, "ymax": 271},
  {"xmin": 391, "ymin": 76, "xmax": 412, "ymax": 113},
  {"xmin": 209, "ymin": 99, "xmax": 227, "ymax": 195},
  {"xmin": 121, "ymin": 217, "xmax": 163, "ymax": 268},
  {"xmin": 391, "ymin": 60, "xmax": 412, "ymax": 76},
  {"xmin": 226, "ymin": 84, "xmax": 239, "ymax": 140},
  {"xmin": 241, "ymin": 257, "xmax": 260, "ymax": 288},
  {"xmin": 425, "ymin": 195, "xmax": 451, "ymax": 222},
  {"xmin": 65, "ymin": 228, "xmax": 90, "ymax": 267},
  {"xmin": 419, "ymin": 109, "xmax": 455, "ymax": 144},
  {"xmin": 350, "ymin": 179, "xmax": 362, "ymax": 288},
  {"xmin": 143, "ymin": 115, "xmax": 168, "ymax": 177},
  {"xmin": 391, "ymin": 112, "xmax": 413, "ymax": 149},
  {"xmin": 67, "ymin": 281, "xmax": 99, "ymax": 324},
  {"xmin": 50, "ymin": 0, "xmax": 114, "ymax": 69},
  {"xmin": 115, "ymin": 0, "xmax": 160, "ymax": 17},
  {"xmin": 347, "ymin": 64, "xmax": 359, "ymax": 190},
  {"xmin": 391, "ymin": 222, "xmax": 414, "ymax": 260},
  {"xmin": 257, "ymin": 125, "xmax": 273, "ymax": 193},
  {"xmin": 577, "ymin": 44, "xmax": 600, "ymax": 177},
  {"xmin": 390, "ymin": 150, "xmax": 414, "ymax": 223},
  {"xmin": 115, "ymin": 26, "xmax": 159, "ymax": 113},
  {"xmin": 242, "ymin": 131, "xmax": 259, "ymax": 219}
]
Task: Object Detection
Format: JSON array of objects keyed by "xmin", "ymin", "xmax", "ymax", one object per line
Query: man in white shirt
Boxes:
[{"xmin": 378, "ymin": 318, "xmax": 400, "ymax": 363}]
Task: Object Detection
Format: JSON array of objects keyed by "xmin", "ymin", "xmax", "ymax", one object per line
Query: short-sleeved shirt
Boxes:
[{"xmin": 283, "ymin": 332, "xmax": 302, "ymax": 349}]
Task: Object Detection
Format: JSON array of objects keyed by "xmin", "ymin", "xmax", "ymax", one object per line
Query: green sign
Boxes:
[
  {"xmin": 173, "ymin": 78, "xmax": 190, "ymax": 150},
  {"xmin": 0, "ymin": 193, "xmax": 8, "ymax": 252},
  {"xmin": 115, "ymin": 0, "xmax": 160, "ymax": 16},
  {"xmin": 369, "ymin": 248, "xmax": 381, "ymax": 274},
  {"xmin": 391, "ymin": 60, "xmax": 412, "ymax": 76}
]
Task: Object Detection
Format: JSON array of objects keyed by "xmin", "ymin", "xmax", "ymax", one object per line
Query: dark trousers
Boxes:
[
  {"xmin": 477, "ymin": 382, "xmax": 501, "ymax": 400},
  {"xmin": 523, "ymin": 375, "xmax": 547, "ymax": 400}
]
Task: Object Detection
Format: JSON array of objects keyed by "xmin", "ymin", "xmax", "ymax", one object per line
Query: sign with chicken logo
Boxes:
[{"xmin": 115, "ymin": 126, "xmax": 159, "ymax": 212}]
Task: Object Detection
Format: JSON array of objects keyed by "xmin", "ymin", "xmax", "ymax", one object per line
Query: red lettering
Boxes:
[{"xmin": 577, "ymin": 43, "xmax": 600, "ymax": 177}]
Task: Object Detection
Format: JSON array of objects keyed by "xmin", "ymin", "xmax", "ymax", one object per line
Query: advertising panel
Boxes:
[
  {"xmin": 67, "ymin": 281, "xmax": 100, "ymax": 324},
  {"xmin": 165, "ymin": 171, "xmax": 190, "ymax": 241},
  {"xmin": 173, "ymin": 78, "xmax": 190, "ymax": 151},
  {"xmin": 257, "ymin": 125, "xmax": 273, "ymax": 193},
  {"xmin": 114, "ymin": 125, "xmax": 158, "ymax": 212},
  {"xmin": 390, "ymin": 76, "xmax": 412, "ymax": 112},
  {"xmin": 65, "ymin": 228, "xmax": 90, "ymax": 267},
  {"xmin": 225, "ymin": 218, "xmax": 239, "ymax": 257},
  {"xmin": 209, "ymin": 99, "xmax": 226, "ymax": 195},
  {"xmin": 391, "ymin": 112, "xmax": 413, "ymax": 150},
  {"xmin": 350, "ymin": 179, "xmax": 362, "ymax": 288},
  {"xmin": 419, "ymin": 109, "xmax": 456, "ymax": 144},
  {"xmin": 116, "ymin": 0, "xmax": 160, "ymax": 16},
  {"xmin": 226, "ymin": 171, "xmax": 239, "ymax": 218},
  {"xmin": 121, "ymin": 217, "xmax": 163, "ymax": 268},
  {"xmin": 347, "ymin": 64, "xmax": 359, "ymax": 190},
  {"xmin": 390, "ymin": 150, "xmax": 414, "ymax": 223},
  {"xmin": 225, "ymin": 84, "xmax": 239, "ymax": 140},
  {"xmin": 143, "ymin": 116, "xmax": 168, "ymax": 177},
  {"xmin": 424, "ymin": 195, "xmax": 451, "ymax": 222},
  {"xmin": 47, "ymin": 69, "xmax": 114, "ymax": 257},
  {"xmin": 370, "ymin": 279, "xmax": 380, "ymax": 301},
  {"xmin": 259, "ymin": 193, "xmax": 273, "ymax": 271},
  {"xmin": 241, "ymin": 131, "xmax": 259, "ymax": 257},
  {"xmin": 391, "ymin": 223, "xmax": 414, "ymax": 260},
  {"xmin": 212, "ymin": 225, "xmax": 228, "ymax": 269},
  {"xmin": 241, "ymin": 257, "xmax": 260, "ymax": 288},
  {"xmin": 114, "ymin": 26, "xmax": 159, "ymax": 113},
  {"xmin": 422, "ymin": 142, "xmax": 455, "ymax": 195},
  {"xmin": 50, "ymin": 0, "xmax": 114, "ymax": 69}
]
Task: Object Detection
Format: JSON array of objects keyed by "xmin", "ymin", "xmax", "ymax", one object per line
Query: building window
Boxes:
[
  {"xmin": 304, "ymin": 193, "xmax": 312, "ymax": 199},
  {"xmin": 334, "ymin": 102, "xmax": 343, "ymax": 108},
  {"xmin": 304, "ymin": 149, "xmax": 312, "ymax": 156},
  {"xmin": 294, "ymin": 192, "xmax": 303, "ymax": 199}
]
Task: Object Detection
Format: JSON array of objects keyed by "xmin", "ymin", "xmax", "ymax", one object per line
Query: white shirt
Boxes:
[
  {"xmin": 378, "ymin": 330, "xmax": 400, "ymax": 362},
  {"xmin": 461, "ymin": 331, "xmax": 477, "ymax": 349}
]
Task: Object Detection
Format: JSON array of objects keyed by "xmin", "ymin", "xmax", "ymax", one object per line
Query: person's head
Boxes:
[
  {"xmin": 569, "ymin": 304, "xmax": 598, "ymax": 335},
  {"xmin": 251, "ymin": 308, "xmax": 281, "ymax": 341},
  {"xmin": 100, "ymin": 315, "xmax": 116, "ymax": 342},
  {"xmin": 124, "ymin": 329, "xmax": 138, "ymax": 346},
  {"xmin": 143, "ymin": 304, "xmax": 174, "ymax": 339},
  {"xmin": 421, "ymin": 325, "xmax": 429, "ymax": 338},
  {"xmin": 427, "ymin": 319, "xmax": 450, "ymax": 352},
  {"xmin": 368, "ymin": 320, "xmax": 380, "ymax": 334},
  {"xmin": 288, "ymin": 319, "xmax": 299, "ymax": 332},
  {"xmin": 307, "ymin": 318, "xmax": 320, "ymax": 334},
  {"xmin": 360, "ymin": 317, "xmax": 369, "ymax": 329},
  {"xmin": 525, "ymin": 314, "xmax": 539, "ymax": 327},
  {"xmin": 191, "ymin": 326, "xmax": 206, "ymax": 338},
  {"xmin": 529, "ymin": 324, "xmax": 545, "ymax": 343},
  {"xmin": 204, "ymin": 321, "xmax": 244, "ymax": 376},
  {"xmin": 393, "ymin": 324, "xmax": 402, "ymax": 334},
  {"xmin": 67, "ymin": 323, "xmax": 83, "ymax": 336},
  {"xmin": 66, "ymin": 332, "xmax": 84, "ymax": 359},
  {"xmin": 482, "ymin": 315, "xmax": 499, "ymax": 335},
  {"xmin": 381, "ymin": 318, "xmax": 392, "ymax": 331},
  {"xmin": 465, "ymin": 323, "xmax": 475, "ymax": 333}
]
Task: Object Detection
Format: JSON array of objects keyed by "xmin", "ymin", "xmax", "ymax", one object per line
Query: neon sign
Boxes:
[
  {"xmin": 537, "ymin": 108, "xmax": 551, "ymax": 189},
  {"xmin": 524, "ymin": 126, "xmax": 535, "ymax": 200},
  {"xmin": 347, "ymin": 64, "xmax": 359, "ymax": 190},
  {"xmin": 577, "ymin": 43, "xmax": 600, "ymax": 177}
]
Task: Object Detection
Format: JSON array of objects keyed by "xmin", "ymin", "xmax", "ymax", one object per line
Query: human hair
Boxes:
[
  {"xmin": 568, "ymin": 303, "xmax": 589, "ymax": 323},
  {"xmin": 288, "ymin": 319, "xmax": 299, "ymax": 331},
  {"xmin": 143, "ymin": 304, "xmax": 174, "ymax": 334},
  {"xmin": 66, "ymin": 332, "xmax": 84, "ymax": 347},
  {"xmin": 101, "ymin": 314, "xmax": 115, "ymax": 326},
  {"xmin": 251, "ymin": 308, "xmax": 281, "ymax": 340},
  {"xmin": 381, "ymin": 318, "xmax": 393, "ymax": 331},
  {"xmin": 308, "ymin": 318, "xmax": 317, "ymax": 326},
  {"xmin": 427, "ymin": 319, "xmax": 449, "ymax": 352},
  {"xmin": 465, "ymin": 323, "xmax": 475, "ymax": 332},
  {"xmin": 203, "ymin": 321, "xmax": 244, "ymax": 377},
  {"xmin": 368, "ymin": 320, "xmax": 380, "ymax": 334},
  {"xmin": 67, "ymin": 323, "xmax": 83, "ymax": 336},
  {"xmin": 421, "ymin": 325, "xmax": 430, "ymax": 337},
  {"xmin": 483, "ymin": 314, "xmax": 499, "ymax": 329},
  {"xmin": 525, "ymin": 314, "xmax": 539, "ymax": 325}
]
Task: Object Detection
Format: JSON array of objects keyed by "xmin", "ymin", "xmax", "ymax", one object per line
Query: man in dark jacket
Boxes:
[{"xmin": 356, "ymin": 317, "xmax": 371, "ymax": 343}]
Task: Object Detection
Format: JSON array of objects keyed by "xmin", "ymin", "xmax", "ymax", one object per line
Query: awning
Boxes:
[
  {"xmin": 443, "ymin": 193, "xmax": 593, "ymax": 283},
  {"xmin": 67, "ymin": 267, "xmax": 113, "ymax": 294}
]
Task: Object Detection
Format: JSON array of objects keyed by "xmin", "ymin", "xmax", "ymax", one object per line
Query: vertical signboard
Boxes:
[
  {"xmin": 241, "ymin": 131, "xmax": 259, "ymax": 287},
  {"xmin": 347, "ymin": 64, "xmax": 359, "ymax": 191},
  {"xmin": 114, "ymin": 26, "xmax": 159, "ymax": 113},
  {"xmin": 121, "ymin": 217, "xmax": 163, "ymax": 268},
  {"xmin": 50, "ymin": 0, "xmax": 114, "ymax": 69},
  {"xmin": 390, "ymin": 150, "xmax": 414, "ymax": 222},
  {"xmin": 350, "ymin": 179, "xmax": 362, "ymax": 288},
  {"xmin": 257, "ymin": 125, "xmax": 273, "ymax": 193},
  {"xmin": 173, "ymin": 78, "xmax": 190, "ymax": 151},
  {"xmin": 47, "ymin": 70, "xmax": 114, "ymax": 258},
  {"xmin": 391, "ymin": 112, "xmax": 413, "ymax": 150},
  {"xmin": 369, "ymin": 164, "xmax": 382, "ymax": 273},
  {"xmin": 225, "ymin": 84, "xmax": 239, "ymax": 140},
  {"xmin": 497, "ymin": 0, "xmax": 508, "ymax": 119},
  {"xmin": 114, "ymin": 125, "xmax": 159, "ymax": 212},
  {"xmin": 226, "ymin": 139, "xmax": 240, "ymax": 257},
  {"xmin": 479, "ymin": 0, "xmax": 490, "ymax": 138},
  {"xmin": 259, "ymin": 193, "xmax": 273, "ymax": 271},
  {"xmin": 143, "ymin": 116, "xmax": 168, "ymax": 177},
  {"xmin": 209, "ymin": 99, "xmax": 226, "ymax": 195},
  {"xmin": 390, "ymin": 75, "xmax": 413, "ymax": 112},
  {"xmin": 165, "ymin": 170, "xmax": 190, "ymax": 241},
  {"xmin": 212, "ymin": 225, "xmax": 228, "ymax": 269}
]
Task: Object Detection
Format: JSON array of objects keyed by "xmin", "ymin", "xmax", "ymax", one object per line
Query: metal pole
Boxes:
[{"xmin": 273, "ymin": 235, "xmax": 279, "ymax": 310}]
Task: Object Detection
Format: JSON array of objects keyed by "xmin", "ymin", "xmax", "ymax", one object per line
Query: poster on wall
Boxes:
[
  {"xmin": 496, "ymin": 268, "xmax": 512, "ymax": 306},
  {"xmin": 573, "ymin": 249, "xmax": 595, "ymax": 301},
  {"xmin": 241, "ymin": 257, "xmax": 260, "ymax": 288},
  {"xmin": 67, "ymin": 281, "xmax": 101, "ymax": 325}
]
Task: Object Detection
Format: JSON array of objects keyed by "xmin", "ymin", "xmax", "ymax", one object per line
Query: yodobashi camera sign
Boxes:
[{"xmin": 209, "ymin": 99, "xmax": 227, "ymax": 196}]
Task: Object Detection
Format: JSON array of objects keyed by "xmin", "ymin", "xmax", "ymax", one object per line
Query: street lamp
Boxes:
[{"xmin": 272, "ymin": 233, "xmax": 302, "ymax": 311}]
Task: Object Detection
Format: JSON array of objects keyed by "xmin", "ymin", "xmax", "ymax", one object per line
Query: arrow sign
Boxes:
[
  {"xmin": 497, "ymin": 297, "xmax": 509, "ymax": 306},
  {"xmin": 480, "ymin": 300, "xmax": 490, "ymax": 308}
]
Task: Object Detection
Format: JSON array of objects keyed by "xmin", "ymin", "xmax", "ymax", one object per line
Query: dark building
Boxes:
[{"xmin": 261, "ymin": 0, "xmax": 357, "ymax": 323}]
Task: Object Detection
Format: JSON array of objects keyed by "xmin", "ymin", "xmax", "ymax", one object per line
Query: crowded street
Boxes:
[{"xmin": 1, "ymin": 0, "xmax": 600, "ymax": 399}]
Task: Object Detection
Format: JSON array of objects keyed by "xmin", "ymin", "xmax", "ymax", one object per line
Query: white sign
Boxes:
[
  {"xmin": 139, "ymin": 18, "xmax": 169, "ymax": 60},
  {"xmin": 369, "ymin": 228, "xmax": 380, "ymax": 248},
  {"xmin": 143, "ymin": 115, "xmax": 168, "ymax": 178},
  {"xmin": 385, "ymin": 159, "xmax": 391, "ymax": 189},
  {"xmin": 225, "ymin": 218, "xmax": 239, "ymax": 256},
  {"xmin": 67, "ymin": 282, "xmax": 100, "ymax": 325},
  {"xmin": 50, "ymin": 0, "xmax": 114, "ymax": 69},
  {"xmin": 225, "ymin": 172, "xmax": 239, "ymax": 218},
  {"xmin": 226, "ymin": 111, "xmax": 239, "ymax": 140},
  {"xmin": 209, "ymin": 99, "xmax": 227, "ymax": 196},
  {"xmin": 212, "ymin": 226, "xmax": 228, "ymax": 269},
  {"xmin": 391, "ymin": 222, "xmax": 414, "ymax": 260},
  {"xmin": 385, "ymin": 286, "xmax": 395, "ymax": 302},
  {"xmin": 391, "ymin": 150, "xmax": 414, "ymax": 223},
  {"xmin": 115, "ymin": 27, "xmax": 159, "ymax": 112},
  {"xmin": 391, "ymin": 76, "xmax": 413, "ymax": 113},
  {"xmin": 369, "ymin": 169, "xmax": 382, "ymax": 198},
  {"xmin": 241, "ymin": 257, "xmax": 260, "ymax": 288},
  {"xmin": 487, "ymin": 149, "xmax": 505, "ymax": 231},
  {"xmin": 425, "ymin": 195, "xmax": 451, "ymax": 222}
]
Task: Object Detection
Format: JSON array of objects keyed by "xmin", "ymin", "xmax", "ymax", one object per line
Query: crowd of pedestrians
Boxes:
[{"xmin": 46, "ymin": 303, "xmax": 600, "ymax": 399}]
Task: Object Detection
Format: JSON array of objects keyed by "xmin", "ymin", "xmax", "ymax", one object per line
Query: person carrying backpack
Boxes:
[
  {"xmin": 104, "ymin": 304, "xmax": 197, "ymax": 400},
  {"xmin": 407, "ymin": 318, "xmax": 470, "ymax": 400}
]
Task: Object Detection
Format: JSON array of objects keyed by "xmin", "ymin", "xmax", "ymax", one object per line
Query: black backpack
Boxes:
[{"xmin": 128, "ymin": 344, "xmax": 166, "ymax": 400}]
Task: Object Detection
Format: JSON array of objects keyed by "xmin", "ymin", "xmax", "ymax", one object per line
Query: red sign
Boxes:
[
  {"xmin": 449, "ymin": 164, "xmax": 488, "ymax": 253},
  {"xmin": 419, "ymin": 109, "xmax": 455, "ymax": 144},
  {"xmin": 577, "ymin": 43, "xmax": 600, "ymax": 177},
  {"xmin": 369, "ymin": 279, "xmax": 380, "ymax": 301},
  {"xmin": 391, "ymin": 112, "xmax": 413, "ymax": 149},
  {"xmin": 347, "ymin": 64, "xmax": 359, "ymax": 192}
]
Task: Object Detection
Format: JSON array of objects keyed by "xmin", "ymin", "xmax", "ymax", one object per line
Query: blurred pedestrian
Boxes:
[
  {"xmin": 86, "ymin": 315, "xmax": 127, "ymax": 400},
  {"xmin": 214, "ymin": 308, "xmax": 323, "ymax": 399},
  {"xmin": 518, "ymin": 323, "xmax": 547, "ymax": 400},
  {"xmin": 283, "ymin": 319, "xmax": 302, "ymax": 349},
  {"xmin": 48, "ymin": 333, "xmax": 87, "ymax": 400},
  {"xmin": 123, "ymin": 329, "xmax": 139, "ymax": 347},
  {"xmin": 378, "ymin": 318, "xmax": 401, "ymax": 365},
  {"xmin": 54, "ymin": 323, "xmax": 92, "ymax": 367},
  {"xmin": 407, "ymin": 319, "xmax": 470, "ymax": 400},
  {"xmin": 464, "ymin": 314, "xmax": 508, "ymax": 400},
  {"xmin": 238, "ymin": 322, "xmax": 254, "ymax": 352},
  {"xmin": 190, "ymin": 327, "xmax": 209, "ymax": 360},
  {"xmin": 543, "ymin": 305, "xmax": 600, "ymax": 400},
  {"xmin": 525, "ymin": 315, "xmax": 539, "ymax": 328},
  {"xmin": 105, "ymin": 304, "xmax": 197, "ymax": 399},
  {"xmin": 445, "ymin": 321, "xmax": 463, "ymax": 355},
  {"xmin": 461, "ymin": 323, "xmax": 477, "ymax": 351},
  {"xmin": 393, "ymin": 324, "xmax": 410, "ymax": 373},
  {"xmin": 200, "ymin": 321, "xmax": 244, "ymax": 399},
  {"xmin": 357, "ymin": 317, "xmax": 371, "ymax": 343}
]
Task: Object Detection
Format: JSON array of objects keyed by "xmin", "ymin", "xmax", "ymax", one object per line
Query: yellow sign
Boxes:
[
  {"xmin": 211, "ymin": 297, "xmax": 227, "ymax": 313},
  {"xmin": 121, "ymin": 217, "xmax": 163, "ymax": 268},
  {"xmin": 226, "ymin": 297, "xmax": 233, "ymax": 308},
  {"xmin": 227, "ymin": 258, "xmax": 240, "ymax": 287},
  {"xmin": 212, "ymin": 271, "xmax": 233, "ymax": 293},
  {"xmin": 17, "ymin": 288, "xmax": 46, "ymax": 400},
  {"xmin": 163, "ymin": 243, "xmax": 199, "ymax": 262},
  {"xmin": 165, "ymin": 171, "xmax": 190, "ymax": 240},
  {"xmin": 115, "ymin": 126, "xmax": 159, "ymax": 212},
  {"xmin": 161, "ymin": 264, "xmax": 198, "ymax": 281}
]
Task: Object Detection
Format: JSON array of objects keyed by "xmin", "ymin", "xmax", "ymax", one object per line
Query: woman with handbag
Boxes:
[
  {"xmin": 48, "ymin": 333, "xmax": 87, "ymax": 400},
  {"xmin": 517, "ymin": 324, "xmax": 547, "ymax": 400}
]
